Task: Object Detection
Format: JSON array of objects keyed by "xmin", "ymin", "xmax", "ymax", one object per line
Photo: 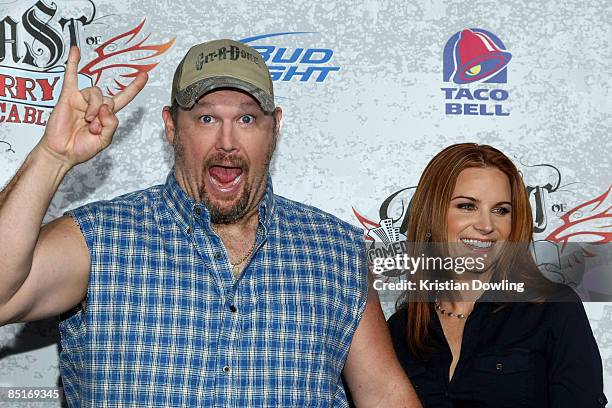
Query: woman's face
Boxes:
[{"xmin": 446, "ymin": 167, "xmax": 512, "ymax": 257}]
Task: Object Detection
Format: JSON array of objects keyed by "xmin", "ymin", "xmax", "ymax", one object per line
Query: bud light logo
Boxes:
[
  {"xmin": 240, "ymin": 32, "xmax": 340, "ymax": 82},
  {"xmin": 441, "ymin": 28, "xmax": 511, "ymax": 116}
]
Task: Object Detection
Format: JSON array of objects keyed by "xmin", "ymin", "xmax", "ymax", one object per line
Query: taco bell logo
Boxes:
[{"xmin": 441, "ymin": 28, "xmax": 512, "ymax": 116}]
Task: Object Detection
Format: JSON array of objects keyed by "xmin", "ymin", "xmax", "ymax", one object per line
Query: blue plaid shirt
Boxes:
[{"xmin": 60, "ymin": 172, "xmax": 368, "ymax": 407}]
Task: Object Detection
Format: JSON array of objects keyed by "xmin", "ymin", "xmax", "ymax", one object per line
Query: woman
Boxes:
[{"xmin": 388, "ymin": 143, "xmax": 606, "ymax": 407}]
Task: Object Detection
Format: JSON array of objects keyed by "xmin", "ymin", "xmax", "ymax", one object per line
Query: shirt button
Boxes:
[
  {"xmin": 195, "ymin": 207, "xmax": 202, "ymax": 215},
  {"xmin": 222, "ymin": 365, "xmax": 231, "ymax": 374},
  {"xmin": 495, "ymin": 362, "xmax": 503, "ymax": 371},
  {"xmin": 186, "ymin": 227, "xmax": 192, "ymax": 234},
  {"xmin": 229, "ymin": 305, "xmax": 237, "ymax": 313},
  {"xmin": 214, "ymin": 252, "xmax": 222, "ymax": 259},
  {"xmin": 598, "ymin": 395, "xmax": 607, "ymax": 405}
]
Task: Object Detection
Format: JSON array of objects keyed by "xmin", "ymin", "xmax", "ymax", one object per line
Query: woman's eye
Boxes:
[
  {"xmin": 199, "ymin": 115, "xmax": 214, "ymax": 124},
  {"xmin": 457, "ymin": 203, "xmax": 476, "ymax": 211},
  {"xmin": 493, "ymin": 207, "xmax": 511, "ymax": 215},
  {"xmin": 239, "ymin": 114, "xmax": 254, "ymax": 124}
]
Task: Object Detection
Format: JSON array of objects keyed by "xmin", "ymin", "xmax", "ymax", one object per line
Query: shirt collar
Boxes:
[
  {"xmin": 257, "ymin": 175, "xmax": 275, "ymax": 229},
  {"xmin": 163, "ymin": 171, "xmax": 275, "ymax": 232}
]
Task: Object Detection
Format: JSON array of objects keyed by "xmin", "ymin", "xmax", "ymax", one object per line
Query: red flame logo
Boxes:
[
  {"xmin": 546, "ymin": 186, "xmax": 612, "ymax": 251},
  {"xmin": 80, "ymin": 19, "xmax": 175, "ymax": 95},
  {"xmin": 352, "ymin": 208, "xmax": 380, "ymax": 241}
]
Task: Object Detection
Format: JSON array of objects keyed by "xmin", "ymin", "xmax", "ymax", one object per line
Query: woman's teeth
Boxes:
[{"xmin": 461, "ymin": 239, "xmax": 493, "ymax": 249}]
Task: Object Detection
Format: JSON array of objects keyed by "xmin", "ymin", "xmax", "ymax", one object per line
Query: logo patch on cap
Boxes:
[{"xmin": 195, "ymin": 46, "xmax": 260, "ymax": 70}]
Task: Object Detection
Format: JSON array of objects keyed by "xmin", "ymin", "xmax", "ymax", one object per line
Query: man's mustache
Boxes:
[{"xmin": 204, "ymin": 153, "xmax": 249, "ymax": 171}]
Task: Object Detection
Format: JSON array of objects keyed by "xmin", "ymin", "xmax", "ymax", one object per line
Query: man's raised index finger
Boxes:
[
  {"xmin": 111, "ymin": 71, "xmax": 149, "ymax": 113},
  {"xmin": 60, "ymin": 46, "xmax": 80, "ymax": 95}
]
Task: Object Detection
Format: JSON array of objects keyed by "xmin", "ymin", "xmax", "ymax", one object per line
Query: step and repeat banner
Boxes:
[{"xmin": 0, "ymin": 0, "xmax": 610, "ymax": 405}]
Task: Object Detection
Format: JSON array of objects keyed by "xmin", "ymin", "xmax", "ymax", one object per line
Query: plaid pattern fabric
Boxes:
[{"xmin": 60, "ymin": 172, "xmax": 368, "ymax": 407}]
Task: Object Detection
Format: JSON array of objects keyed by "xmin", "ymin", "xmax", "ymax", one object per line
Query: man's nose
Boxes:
[{"xmin": 215, "ymin": 121, "xmax": 238, "ymax": 153}]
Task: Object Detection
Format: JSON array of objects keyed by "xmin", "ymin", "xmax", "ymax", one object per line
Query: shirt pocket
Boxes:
[{"xmin": 471, "ymin": 350, "xmax": 532, "ymax": 407}]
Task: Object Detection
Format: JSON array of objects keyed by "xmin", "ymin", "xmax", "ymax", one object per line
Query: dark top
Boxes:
[{"xmin": 388, "ymin": 294, "xmax": 607, "ymax": 408}]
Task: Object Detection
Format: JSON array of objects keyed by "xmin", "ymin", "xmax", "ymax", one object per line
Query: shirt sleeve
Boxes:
[
  {"xmin": 64, "ymin": 203, "xmax": 100, "ymax": 253},
  {"xmin": 548, "ymin": 300, "xmax": 607, "ymax": 407}
]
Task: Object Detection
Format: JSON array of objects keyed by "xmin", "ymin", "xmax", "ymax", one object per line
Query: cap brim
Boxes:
[{"xmin": 175, "ymin": 76, "xmax": 275, "ymax": 113}]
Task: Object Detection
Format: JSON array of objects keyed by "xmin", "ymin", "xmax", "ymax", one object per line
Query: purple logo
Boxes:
[
  {"xmin": 443, "ymin": 28, "xmax": 511, "ymax": 84},
  {"xmin": 442, "ymin": 28, "xmax": 512, "ymax": 116}
]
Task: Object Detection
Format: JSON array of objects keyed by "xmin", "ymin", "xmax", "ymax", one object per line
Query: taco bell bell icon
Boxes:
[{"xmin": 442, "ymin": 28, "xmax": 512, "ymax": 116}]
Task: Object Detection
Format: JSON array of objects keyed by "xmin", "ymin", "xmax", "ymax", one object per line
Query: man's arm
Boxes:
[
  {"xmin": 344, "ymin": 280, "xmax": 422, "ymax": 408},
  {"xmin": 0, "ymin": 47, "xmax": 147, "ymax": 326}
]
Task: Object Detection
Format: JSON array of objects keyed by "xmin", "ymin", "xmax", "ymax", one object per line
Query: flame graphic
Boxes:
[
  {"xmin": 546, "ymin": 186, "xmax": 612, "ymax": 251},
  {"xmin": 352, "ymin": 207, "xmax": 380, "ymax": 241},
  {"xmin": 80, "ymin": 19, "xmax": 175, "ymax": 95}
]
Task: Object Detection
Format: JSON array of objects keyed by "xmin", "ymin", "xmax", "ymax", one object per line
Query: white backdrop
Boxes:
[{"xmin": 0, "ymin": 0, "xmax": 610, "ymax": 405}]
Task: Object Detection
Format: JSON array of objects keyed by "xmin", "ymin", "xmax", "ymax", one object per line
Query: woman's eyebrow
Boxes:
[{"xmin": 451, "ymin": 195, "xmax": 478, "ymax": 202}]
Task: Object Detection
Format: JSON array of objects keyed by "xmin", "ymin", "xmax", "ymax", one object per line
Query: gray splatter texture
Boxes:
[{"xmin": 0, "ymin": 0, "xmax": 610, "ymax": 404}]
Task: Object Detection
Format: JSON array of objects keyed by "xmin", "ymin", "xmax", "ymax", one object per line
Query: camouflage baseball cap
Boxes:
[{"xmin": 171, "ymin": 39, "xmax": 274, "ymax": 113}]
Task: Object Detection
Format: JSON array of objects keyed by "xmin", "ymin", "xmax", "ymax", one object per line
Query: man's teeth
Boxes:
[{"xmin": 461, "ymin": 239, "xmax": 493, "ymax": 248}]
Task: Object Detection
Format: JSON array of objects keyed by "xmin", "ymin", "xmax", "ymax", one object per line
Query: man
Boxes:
[{"xmin": 0, "ymin": 39, "xmax": 420, "ymax": 407}]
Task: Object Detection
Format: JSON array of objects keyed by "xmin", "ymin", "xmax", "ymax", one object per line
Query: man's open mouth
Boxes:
[{"xmin": 208, "ymin": 165, "xmax": 243, "ymax": 192}]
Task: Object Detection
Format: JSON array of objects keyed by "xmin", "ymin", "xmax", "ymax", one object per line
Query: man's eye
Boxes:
[
  {"xmin": 239, "ymin": 115, "xmax": 254, "ymax": 124},
  {"xmin": 199, "ymin": 115, "xmax": 214, "ymax": 124}
]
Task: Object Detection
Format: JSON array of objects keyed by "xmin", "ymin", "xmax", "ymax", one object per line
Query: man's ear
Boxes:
[
  {"xmin": 272, "ymin": 107, "xmax": 283, "ymax": 137},
  {"xmin": 162, "ymin": 106, "xmax": 176, "ymax": 145}
]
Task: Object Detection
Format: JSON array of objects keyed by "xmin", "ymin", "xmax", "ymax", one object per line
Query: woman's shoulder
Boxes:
[
  {"xmin": 543, "ymin": 281, "xmax": 582, "ymax": 302},
  {"xmin": 513, "ymin": 283, "xmax": 592, "ymax": 334},
  {"xmin": 537, "ymin": 283, "xmax": 587, "ymax": 319}
]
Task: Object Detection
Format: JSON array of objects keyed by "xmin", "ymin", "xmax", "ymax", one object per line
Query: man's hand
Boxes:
[{"xmin": 38, "ymin": 46, "xmax": 148, "ymax": 167}]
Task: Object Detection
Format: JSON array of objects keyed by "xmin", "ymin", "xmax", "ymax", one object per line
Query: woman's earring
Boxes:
[{"xmin": 425, "ymin": 232, "xmax": 432, "ymax": 241}]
